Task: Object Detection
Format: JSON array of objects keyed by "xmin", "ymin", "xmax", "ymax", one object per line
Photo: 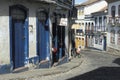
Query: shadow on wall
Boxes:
[{"xmin": 67, "ymin": 67, "xmax": 120, "ymax": 80}]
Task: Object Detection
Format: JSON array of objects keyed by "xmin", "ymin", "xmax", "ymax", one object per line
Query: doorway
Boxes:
[
  {"xmin": 10, "ymin": 5, "xmax": 28, "ymax": 69},
  {"xmin": 37, "ymin": 10, "xmax": 50, "ymax": 61}
]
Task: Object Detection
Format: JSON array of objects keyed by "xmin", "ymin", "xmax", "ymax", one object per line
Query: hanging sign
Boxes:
[{"xmin": 59, "ymin": 18, "xmax": 68, "ymax": 26}]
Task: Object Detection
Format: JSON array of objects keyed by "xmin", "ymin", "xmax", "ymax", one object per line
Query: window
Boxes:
[
  {"xmin": 88, "ymin": 23, "xmax": 90, "ymax": 32},
  {"xmin": 91, "ymin": 23, "xmax": 94, "ymax": 32},
  {"xmin": 111, "ymin": 30, "xmax": 115, "ymax": 44},
  {"xmin": 95, "ymin": 17, "xmax": 97, "ymax": 32},
  {"xmin": 117, "ymin": 30, "xmax": 120, "ymax": 45},
  {"xmin": 82, "ymin": 23, "xmax": 84, "ymax": 26},
  {"xmin": 85, "ymin": 23, "xmax": 88, "ymax": 33},
  {"xmin": 81, "ymin": 10, "xmax": 84, "ymax": 15},
  {"xmin": 78, "ymin": 10, "xmax": 81, "ymax": 16},
  {"xmin": 103, "ymin": 16, "xmax": 107, "ymax": 31},
  {"xmin": 99, "ymin": 35, "xmax": 102, "ymax": 45},
  {"xmin": 111, "ymin": 6, "xmax": 116, "ymax": 17},
  {"xmin": 95, "ymin": 36, "xmax": 98, "ymax": 44},
  {"xmin": 99, "ymin": 17, "xmax": 102, "ymax": 29},
  {"xmin": 118, "ymin": 5, "xmax": 120, "ymax": 16},
  {"xmin": 77, "ymin": 10, "xmax": 79, "ymax": 16}
]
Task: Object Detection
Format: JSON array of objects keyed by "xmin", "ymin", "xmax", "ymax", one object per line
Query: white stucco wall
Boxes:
[
  {"xmin": 0, "ymin": 0, "xmax": 50, "ymax": 64},
  {"xmin": 77, "ymin": 7, "xmax": 85, "ymax": 19},
  {"xmin": 107, "ymin": 1, "xmax": 120, "ymax": 51},
  {"xmin": 84, "ymin": 1, "xmax": 107, "ymax": 15},
  {"xmin": 93, "ymin": 37, "xmax": 104, "ymax": 50},
  {"xmin": 0, "ymin": 1, "xmax": 10, "ymax": 64},
  {"xmin": 108, "ymin": 1, "xmax": 120, "ymax": 16},
  {"xmin": 107, "ymin": 26, "xmax": 120, "ymax": 50}
]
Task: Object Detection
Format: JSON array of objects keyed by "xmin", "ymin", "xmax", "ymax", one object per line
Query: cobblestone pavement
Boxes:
[
  {"xmin": 1, "ymin": 49, "xmax": 120, "ymax": 80},
  {"xmin": 32, "ymin": 49, "xmax": 120, "ymax": 80},
  {"xmin": 0, "ymin": 55, "xmax": 83, "ymax": 80}
]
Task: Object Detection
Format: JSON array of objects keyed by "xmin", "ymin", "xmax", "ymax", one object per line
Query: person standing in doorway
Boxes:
[{"xmin": 76, "ymin": 46, "xmax": 81, "ymax": 58}]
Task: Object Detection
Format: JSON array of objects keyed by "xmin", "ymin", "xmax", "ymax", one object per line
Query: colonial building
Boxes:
[
  {"xmin": 0, "ymin": 0, "xmax": 73, "ymax": 74},
  {"xmin": 75, "ymin": 0, "xmax": 107, "ymax": 49},
  {"xmin": 92, "ymin": 6, "xmax": 108, "ymax": 50},
  {"xmin": 105, "ymin": 0, "xmax": 120, "ymax": 55}
]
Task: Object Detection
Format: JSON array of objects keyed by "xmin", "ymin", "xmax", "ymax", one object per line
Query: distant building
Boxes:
[
  {"xmin": 75, "ymin": 0, "xmax": 107, "ymax": 49},
  {"xmin": 92, "ymin": 6, "xmax": 108, "ymax": 50},
  {"xmin": 105, "ymin": 0, "xmax": 120, "ymax": 55}
]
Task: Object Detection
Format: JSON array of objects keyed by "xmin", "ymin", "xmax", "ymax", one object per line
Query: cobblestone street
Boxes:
[
  {"xmin": 33, "ymin": 49, "xmax": 120, "ymax": 80},
  {"xmin": 1, "ymin": 49, "xmax": 120, "ymax": 80}
]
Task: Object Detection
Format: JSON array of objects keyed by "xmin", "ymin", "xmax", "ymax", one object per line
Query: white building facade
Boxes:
[
  {"xmin": 92, "ymin": 6, "xmax": 108, "ymax": 50},
  {"xmin": 75, "ymin": 0, "xmax": 107, "ymax": 48},
  {"xmin": 105, "ymin": 0, "xmax": 120, "ymax": 55}
]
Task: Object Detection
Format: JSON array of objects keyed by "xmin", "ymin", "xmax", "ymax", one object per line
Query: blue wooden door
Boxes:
[
  {"xmin": 45, "ymin": 19, "xmax": 50, "ymax": 60},
  {"xmin": 14, "ymin": 21, "xmax": 25, "ymax": 68},
  {"xmin": 37, "ymin": 22, "xmax": 46, "ymax": 61},
  {"xmin": 37, "ymin": 11, "xmax": 50, "ymax": 61},
  {"xmin": 10, "ymin": 5, "xmax": 28, "ymax": 69}
]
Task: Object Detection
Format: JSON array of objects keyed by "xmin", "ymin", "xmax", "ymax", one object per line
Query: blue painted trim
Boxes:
[
  {"xmin": 24, "ymin": 17, "xmax": 29, "ymax": 65},
  {"xmin": 9, "ymin": 16, "xmax": 12, "ymax": 63},
  {"xmin": 36, "ymin": 17, "xmax": 39, "ymax": 56},
  {"xmin": 41, "ymin": 23, "xmax": 44, "ymax": 60},
  {"xmin": 45, "ymin": 18, "xmax": 51, "ymax": 60},
  {"xmin": 45, "ymin": 30, "xmax": 49, "ymax": 59}
]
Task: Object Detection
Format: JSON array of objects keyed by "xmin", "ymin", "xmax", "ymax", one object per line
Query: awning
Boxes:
[{"xmin": 71, "ymin": 24, "xmax": 80, "ymax": 29}]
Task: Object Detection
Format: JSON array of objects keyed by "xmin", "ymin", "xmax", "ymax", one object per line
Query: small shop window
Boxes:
[
  {"xmin": 82, "ymin": 38, "xmax": 84, "ymax": 46},
  {"xmin": 111, "ymin": 30, "xmax": 115, "ymax": 44},
  {"xmin": 111, "ymin": 6, "xmax": 116, "ymax": 17},
  {"xmin": 95, "ymin": 36, "xmax": 98, "ymax": 44},
  {"xmin": 99, "ymin": 37, "xmax": 102, "ymax": 45}
]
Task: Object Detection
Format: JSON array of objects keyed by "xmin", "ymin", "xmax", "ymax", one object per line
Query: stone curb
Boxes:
[{"xmin": 0, "ymin": 56, "xmax": 84, "ymax": 80}]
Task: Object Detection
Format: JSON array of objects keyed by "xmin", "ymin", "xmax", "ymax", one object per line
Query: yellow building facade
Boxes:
[{"xmin": 71, "ymin": 23, "xmax": 85, "ymax": 49}]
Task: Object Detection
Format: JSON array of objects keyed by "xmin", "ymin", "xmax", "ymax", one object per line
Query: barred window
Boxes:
[
  {"xmin": 111, "ymin": 30, "xmax": 115, "ymax": 44},
  {"xmin": 111, "ymin": 6, "xmax": 116, "ymax": 17}
]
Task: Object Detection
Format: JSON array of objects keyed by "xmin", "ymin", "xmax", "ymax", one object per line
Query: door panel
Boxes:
[
  {"xmin": 38, "ymin": 22, "xmax": 45, "ymax": 61},
  {"xmin": 14, "ymin": 21, "xmax": 25, "ymax": 68},
  {"xmin": 37, "ymin": 11, "xmax": 48, "ymax": 61},
  {"xmin": 10, "ymin": 5, "xmax": 28, "ymax": 69}
]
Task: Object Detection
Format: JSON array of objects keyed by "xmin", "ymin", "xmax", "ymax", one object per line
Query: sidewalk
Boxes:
[
  {"xmin": 0, "ymin": 57, "xmax": 83, "ymax": 80},
  {"xmin": 83, "ymin": 47, "xmax": 107, "ymax": 53}
]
